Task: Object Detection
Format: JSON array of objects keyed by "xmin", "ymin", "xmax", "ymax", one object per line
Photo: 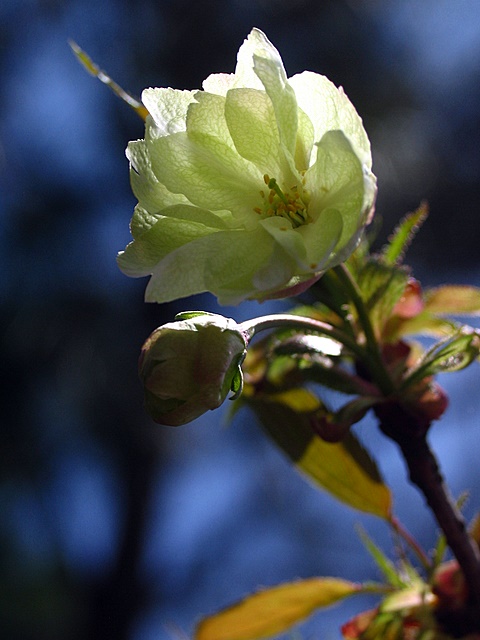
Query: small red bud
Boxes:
[
  {"xmin": 432, "ymin": 560, "xmax": 468, "ymax": 612},
  {"xmin": 393, "ymin": 278, "xmax": 424, "ymax": 319}
]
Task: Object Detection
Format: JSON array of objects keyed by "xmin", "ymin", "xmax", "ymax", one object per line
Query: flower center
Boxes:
[{"xmin": 253, "ymin": 174, "xmax": 310, "ymax": 228}]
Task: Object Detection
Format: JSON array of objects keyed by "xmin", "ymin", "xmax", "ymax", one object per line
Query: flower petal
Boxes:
[
  {"xmin": 259, "ymin": 216, "xmax": 308, "ymax": 267},
  {"xmin": 186, "ymin": 91, "xmax": 235, "ymax": 151},
  {"xmin": 144, "ymin": 227, "xmax": 277, "ymax": 305},
  {"xmin": 297, "ymin": 208, "xmax": 343, "ymax": 269},
  {"xmin": 294, "ymin": 107, "xmax": 315, "ymax": 172},
  {"xmin": 232, "ymin": 30, "xmax": 265, "ymax": 90},
  {"xmin": 250, "ymin": 30, "xmax": 298, "ymax": 157},
  {"xmin": 289, "ymin": 71, "xmax": 372, "ymax": 167},
  {"xmin": 306, "ymin": 130, "xmax": 366, "ymax": 250},
  {"xmin": 202, "ymin": 73, "xmax": 236, "ymax": 96},
  {"xmin": 224, "ymin": 88, "xmax": 283, "ymax": 176},
  {"xmin": 117, "ymin": 204, "xmax": 228, "ymax": 276},
  {"xmin": 146, "ymin": 96, "xmax": 262, "ymax": 226},
  {"xmin": 141, "ymin": 88, "xmax": 196, "ymax": 135},
  {"xmin": 127, "ymin": 140, "xmax": 190, "ymax": 222},
  {"xmin": 259, "ymin": 202, "xmax": 344, "ymax": 273}
]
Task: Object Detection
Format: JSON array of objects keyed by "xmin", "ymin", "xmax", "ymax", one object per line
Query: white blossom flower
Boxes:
[{"xmin": 118, "ymin": 28, "xmax": 376, "ymax": 305}]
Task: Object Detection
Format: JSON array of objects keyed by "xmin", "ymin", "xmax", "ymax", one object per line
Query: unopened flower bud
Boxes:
[
  {"xmin": 432, "ymin": 560, "xmax": 468, "ymax": 612},
  {"xmin": 139, "ymin": 312, "xmax": 247, "ymax": 426}
]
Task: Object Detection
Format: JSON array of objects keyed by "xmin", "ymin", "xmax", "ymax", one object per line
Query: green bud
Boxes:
[{"xmin": 139, "ymin": 312, "xmax": 247, "ymax": 426}]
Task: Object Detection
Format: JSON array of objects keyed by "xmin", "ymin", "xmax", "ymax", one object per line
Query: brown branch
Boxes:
[{"xmin": 375, "ymin": 402, "xmax": 480, "ymax": 633}]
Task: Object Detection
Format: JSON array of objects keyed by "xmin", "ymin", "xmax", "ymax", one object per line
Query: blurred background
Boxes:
[{"xmin": 2, "ymin": 1, "xmax": 480, "ymax": 638}]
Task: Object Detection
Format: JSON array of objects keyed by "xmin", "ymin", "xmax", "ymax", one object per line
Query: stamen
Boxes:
[
  {"xmin": 254, "ymin": 174, "xmax": 310, "ymax": 228},
  {"xmin": 267, "ymin": 178, "xmax": 289, "ymax": 205}
]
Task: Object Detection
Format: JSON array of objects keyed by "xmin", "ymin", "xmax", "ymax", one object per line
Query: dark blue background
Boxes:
[{"xmin": 2, "ymin": 1, "xmax": 480, "ymax": 638}]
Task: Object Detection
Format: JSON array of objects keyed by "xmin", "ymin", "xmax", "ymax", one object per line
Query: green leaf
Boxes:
[
  {"xmin": 69, "ymin": 40, "xmax": 148, "ymax": 120},
  {"xmin": 195, "ymin": 577, "xmax": 361, "ymax": 640},
  {"xmin": 230, "ymin": 368, "xmax": 244, "ymax": 400},
  {"xmin": 382, "ymin": 203, "xmax": 428, "ymax": 266},
  {"xmin": 270, "ymin": 339, "xmax": 370, "ymax": 396},
  {"xmin": 247, "ymin": 395, "xmax": 392, "ymax": 518},
  {"xmin": 357, "ymin": 258, "xmax": 409, "ymax": 334},
  {"xmin": 175, "ymin": 311, "xmax": 216, "ymax": 321},
  {"xmin": 432, "ymin": 532, "xmax": 448, "ymax": 570},
  {"xmin": 424, "ymin": 285, "xmax": 480, "ymax": 316},
  {"xmin": 391, "ymin": 311, "xmax": 460, "ymax": 340},
  {"xmin": 356, "ymin": 525, "xmax": 404, "ymax": 588},
  {"xmin": 334, "ymin": 396, "xmax": 381, "ymax": 427},
  {"xmin": 404, "ymin": 327, "xmax": 480, "ymax": 386}
]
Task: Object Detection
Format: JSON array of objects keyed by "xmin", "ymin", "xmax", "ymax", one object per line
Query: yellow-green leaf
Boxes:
[
  {"xmin": 196, "ymin": 578, "xmax": 360, "ymax": 640},
  {"xmin": 248, "ymin": 395, "xmax": 392, "ymax": 518},
  {"xmin": 69, "ymin": 40, "xmax": 149, "ymax": 120},
  {"xmin": 424, "ymin": 285, "xmax": 480, "ymax": 316},
  {"xmin": 392, "ymin": 312, "xmax": 459, "ymax": 340},
  {"xmin": 268, "ymin": 388, "xmax": 322, "ymax": 413}
]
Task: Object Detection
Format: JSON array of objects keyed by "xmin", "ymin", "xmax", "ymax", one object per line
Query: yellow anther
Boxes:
[{"xmin": 254, "ymin": 174, "xmax": 310, "ymax": 228}]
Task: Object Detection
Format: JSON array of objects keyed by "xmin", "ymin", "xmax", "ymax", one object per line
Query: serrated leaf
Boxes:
[
  {"xmin": 391, "ymin": 311, "xmax": 460, "ymax": 340},
  {"xmin": 195, "ymin": 578, "xmax": 361, "ymax": 640},
  {"xmin": 356, "ymin": 525, "xmax": 404, "ymax": 588},
  {"xmin": 69, "ymin": 40, "xmax": 149, "ymax": 120},
  {"xmin": 382, "ymin": 203, "xmax": 428, "ymax": 266},
  {"xmin": 269, "ymin": 344, "xmax": 374, "ymax": 396},
  {"xmin": 405, "ymin": 328, "xmax": 480, "ymax": 386},
  {"xmin": 424, "ymin": 285, "xmax": 480, "ymax": 316},
  {"xmin": 247, "ymin": 397, "xmax": 392, "ymax": 518},
  {"xmin": 357, "ymin": 259, "xmax": 409, "ymax": 335}
]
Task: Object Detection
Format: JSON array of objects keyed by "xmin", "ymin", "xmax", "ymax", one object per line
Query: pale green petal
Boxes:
[
  {"xmin": 186, "ymin": 91, "xmax": 236, "ymax": 151},
  {"xmin": 251, "ymin": 37, "xmax": 298, "ymax": 157},
  {"xmin": 144, "ymin": 227, "xmax": 277, "ymax": 305},
  {"xmin": 305, "ymin": 130, "xmax": 365, "ymax": 249},
  {"xmin": 259, "ymin": 216, "xmax": 308, "ymax": 268},
  {"xmin": 141, "ymin": 88, "xmax": 196, "ymax": 135},
  {"xmin": 146, "ymin": 130, "xmax": 261, "ymax": 226},
  {"xmin": 202, "ymin": 73, "xmax": 236, "ymax": 96},
  {"xmin": 252, "ymin": 242, "xmax": 296, "ymax": 291},
  {"xmin": 129, "ymin": 205, "xmax": 162, "ymax": 240},
  {"xmin": 295, "ymin": 107, "xmax": 315, "ymax": 173},
  {"xmin": 127, "ymin": 140, "xmax": 190, "ymax": 220},
  {"xmin": 289, "ymin": 71, "xmax": 372, "ymax": 167},
  {"xmin": 232, "ymin": 30, "xmax": 265, "ymax": 90},
  {"xmin": 297, "ymin": 208, "xmax": 343, "ymax": 269},
  {"xmin": 117, "ymin": 204, "xmax": 228, "ymax": 276},
  {"xmin": 258, "ymin": 196, "xmax": 343, "ymax": 274},
  {"xmin": 224, "ymin": 88, "xmax": 283, "ymax": 176}
]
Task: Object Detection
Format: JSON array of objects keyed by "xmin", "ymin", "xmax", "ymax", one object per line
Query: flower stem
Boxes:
[
  {"xmin": 239, "ymin": 313, "xmax": 366, "ymax": 361},
  {"xmin": 333, "ymin": 264, "xmax": 395, "ymax": 395}
]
